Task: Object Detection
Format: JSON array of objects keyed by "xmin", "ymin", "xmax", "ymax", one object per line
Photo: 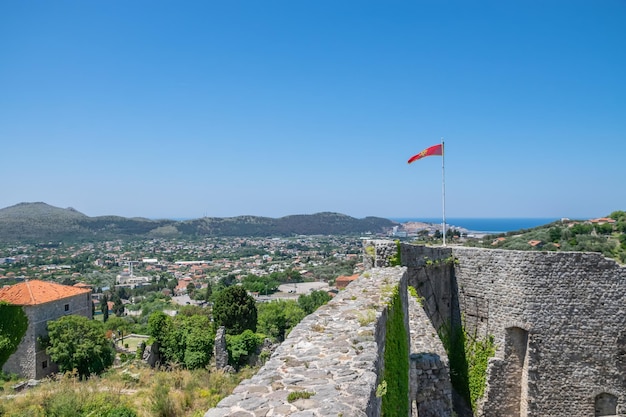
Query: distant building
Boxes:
[
  {"xmin": 0, "ymin": 280, "xmax": 92, "ymax": 379},
  {"xmin": 335, "ymin": 274, "xmax": 359, "ymax": 290},
  {"xmin": 590, "ymin": 217, "xmax": 616, "ymax": 225},
  {"xmin": 115, "ymin": 271, "xmax": 152, "ymax": 289}
]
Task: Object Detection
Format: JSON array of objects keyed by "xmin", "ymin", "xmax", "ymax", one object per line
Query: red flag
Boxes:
[{"xmin": 407, "ymin": 144, "xmax": 443, "ymax": 164}]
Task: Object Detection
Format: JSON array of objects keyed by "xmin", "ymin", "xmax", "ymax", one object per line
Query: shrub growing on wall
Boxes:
[
  {"xmin": 466, "ymin": 333, "xmax": 496, "ymax": 409},
  {"xmin": 0, "ymin": 301, "xmax": 28, "ymax": 368},
  {"xmin": 381, "ymin": 287, "xmax": 409, "ymax": 416},
  {"xmin": 439, "ymin": 320, "xmax": 496, "ymax": 411}
]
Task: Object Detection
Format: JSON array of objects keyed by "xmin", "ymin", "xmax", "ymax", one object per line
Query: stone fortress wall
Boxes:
[
  {"xmin": 206, "ymin": 240, "xmax": 626, "ymax": 416},
  {"xmin": 400, "ymin": 242, "xmax": 626, "ymax": 417},
  {"xmin": 205, "ymin": 262, "xmax": 451, "ymax": 417}
]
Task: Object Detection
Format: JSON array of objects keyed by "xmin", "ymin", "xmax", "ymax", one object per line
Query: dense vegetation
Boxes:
[
  {"xmin": 44, "ymin": 315, "xmax": 115, "ymax": 379},
  {"xmin": 465, "ymin": 211, "xmax": 626, "ymax": 263},
  {"xmin": 1, "ymin": 284, "xmax": 334, "ymax": 416},
  {"xmin": 211, "ymin": 286, "xmax": 258, "ymax": 335},
  {"xmin": 0, "ymin": 366, "xmax": 257, "ymax": 417},
  {"xmin": 0, "ymin": 302, "xmax": 28, "ymax": 368},
  {"xmin": 0, "ymin": 202, "xmax": 395, "ymax": 242},
  {"xmin": 380, "ymin": 286, "xmax": 409, "ymax": 416}
]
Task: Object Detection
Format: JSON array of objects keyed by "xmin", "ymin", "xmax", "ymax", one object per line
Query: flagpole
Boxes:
[{"xmin": 441, "ymin": 138, "xmax": 446, "ymax": 246}]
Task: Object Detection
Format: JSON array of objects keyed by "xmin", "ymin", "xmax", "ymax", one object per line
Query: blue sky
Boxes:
[{"xmin": 1, "ymin": 1, "xmax": 624, "ymax": 220}]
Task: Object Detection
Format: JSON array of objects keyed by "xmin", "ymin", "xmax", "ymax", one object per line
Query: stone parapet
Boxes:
[{"xmin": 205, "ymin": 267, "xmax": 407, "ymax": 417}]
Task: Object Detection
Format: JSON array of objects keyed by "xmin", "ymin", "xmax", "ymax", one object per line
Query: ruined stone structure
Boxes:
[{"xmin": 206, "ymin": 241, "xmax": 626, "ymax": 416}]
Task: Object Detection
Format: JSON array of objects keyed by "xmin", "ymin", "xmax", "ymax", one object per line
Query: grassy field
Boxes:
[
  {"xmin": 116, "ymin": 335, "xmax": 150, "ymax": 353},
  {"xmin": 0, "ymin": 361, "xmax": 258, "ymax": 417}
]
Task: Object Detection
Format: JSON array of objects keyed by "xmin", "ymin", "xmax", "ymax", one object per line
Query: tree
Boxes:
[
  {"xmin": 549, "ymin": 227, "xmax": 562, "ymax": 243},
  {"xmin": 204, "ymin": 282, "xmax": 213, "ymax": 303},
  {"xmin": 147, "ymin": 311, "xmax": 214, "ymax": 369},
  {"xmin": 179, "ymin": 315, "xmax": 214, "ymax": 369},
  {"xmin": 101, "ymin": 294, "xmax": 109, "ymax": 323},
  {"xmin": 104, "ymin": 316, "xmax": 134, "ymax": 346},
  {"xmin": 257, "ymin": 299, "xmax": 305, "ymax": 341},
  {"xmin": 298, "ymin": 290, "xmax": 332, "ymax": 315},
  {"xmin": 0, "ymin": 302, "xmax": 28, "ymax": 368},
  {"xmin": 46, "ymin": 315, "xmax": 114, "ymax": 378},
  {"xmin": 147, "ymin": 311, "xmax": 171, "ymax": 347},
  {"xmin": 212, "ymin": 286, "xmax": 257, "ymax": 335},
  {"xmin": 166, "ymin": 278, "xmax": 178, "ymax": 291},
  {"xmin": 226, "ymin": 329, "xmax": 263, "ymax": 369},
  {"xmin": 113, "ymin": 298, "xmax": 125, "ymax": 317}
]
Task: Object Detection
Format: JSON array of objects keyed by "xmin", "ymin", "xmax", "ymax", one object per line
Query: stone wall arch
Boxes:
[
  {"xmin": 594, "ymin": 392, "xmax": 617, "ymax": 416},
  {"xmin": 501, "ymin": 326, "xmax": 530, "ymax": 417}
]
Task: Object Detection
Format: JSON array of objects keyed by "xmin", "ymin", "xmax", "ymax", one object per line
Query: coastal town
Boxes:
[{"xmin": 0, "ymin": 235, "xmax": 371, "ymax": 308}]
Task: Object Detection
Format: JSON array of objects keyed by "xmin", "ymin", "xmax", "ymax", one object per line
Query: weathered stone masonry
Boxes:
[
  {"xmin": 206, "ymin": 241, "xmax": 626, "ymax": 416},
  {"xmin": 400, "ymin": 243, "xmax": 626, "ymax": 417},
  {"xmin": 205, "ymin": 263, "xmax": 452, "ymax": 417}
]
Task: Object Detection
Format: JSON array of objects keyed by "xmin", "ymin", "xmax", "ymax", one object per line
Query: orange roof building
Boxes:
[
  {"xmin": 0, "ymin": 279, "xmax": 91, "ymax": 306},
  {"xmin": 335, "ymin": 274, "xmax": 359, "ymax": 290},
  {"xmin": 0, "ymin": 280, "xmax": 93, "ymax": 379}
]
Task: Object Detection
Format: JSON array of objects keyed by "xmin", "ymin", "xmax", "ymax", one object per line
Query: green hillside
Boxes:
[
  {"xmin": 0, "ymin": 202, "xmax": 396, "ymax": 243},
  {"xmin": 465, "ymin": 211, "xmax": 626, "ymax": 263}
]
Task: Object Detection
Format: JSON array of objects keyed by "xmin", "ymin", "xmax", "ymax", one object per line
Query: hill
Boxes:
[
  {"xmin": 0, "ymin": 203, "xmax": 397, "ymax": 243},
  {"xmin": 464, "ymin": 211, "xmax": 626, "ymax": 264}
]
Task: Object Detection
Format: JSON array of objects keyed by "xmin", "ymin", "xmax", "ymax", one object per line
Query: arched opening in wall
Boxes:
[
  {"xmin": 595, "ymin": 393, "xmax": 617, "ymax": 416},
  {"xmin": 503, "ymin": 327, "xmax": 529, "ymax": 417}
]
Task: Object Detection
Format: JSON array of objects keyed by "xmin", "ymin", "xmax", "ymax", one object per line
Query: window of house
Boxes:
[
  {"xmin": 64, "ymin": 304, "xmax": 70, "ymax": 312},
  {"xmin": 42, "ymin": 360, "xmax": 47, "ymax": 369}
]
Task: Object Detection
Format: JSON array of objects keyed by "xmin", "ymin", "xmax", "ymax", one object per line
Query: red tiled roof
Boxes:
[
  {"xmin": 335, "ymin": 274, "xmax": 359, "ymax": 289},
  {"xmin": 0, "ymin": 279, "xmax": 91, "ymax": 306}
]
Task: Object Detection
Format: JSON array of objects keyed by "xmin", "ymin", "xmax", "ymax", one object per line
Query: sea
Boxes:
[{"xmin": 389, "ymin": 218, "xmax": 560, "ymax": 234}]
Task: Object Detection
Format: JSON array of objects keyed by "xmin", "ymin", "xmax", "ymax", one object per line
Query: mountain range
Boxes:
[{"xmin": 0, "ymin": 202, "xmax": 397, "ymax": 243}]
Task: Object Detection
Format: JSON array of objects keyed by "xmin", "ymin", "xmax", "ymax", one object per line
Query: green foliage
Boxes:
[
  {"xmin": 35, "ymin": 381, "xmax": 139, "ymax": 417},
  {"xmin": 101, "ymin": 294, "xmax": 109, "ymax": 322},
  {"xmin": 0, "ymin": 302, "xmax": 28, "ymax": 368},
  {"xmin": 267, "ymin": 268, "xmax": 303, "ymax": 283},
  {"xmin": 147, "ymin": 311, "xmax": 171, "ymax": 347},
  {"xmin": 570, "ymin": 223, "xmax": 593, "ymax": 235},
  {"xmin": 376, "ymin": 380, "xmax": 387, "ymax": 398},
  {"xmin": 381, "ymin": 287, "xmax": 409, "ymax": 416},
  {"xmin": 103, "ymin": 316, "xmax": 133, "ymax": 335},
  {"xmin": 213, "ymin": 286, "xmax": 257, "ymax": 335},
  {"xmin": 147, "ymin": 312, "xmax": 215, "ymax": 369},
  {"xmin": 241, "ymin": 274, "xmax": 279, "ymax": 294},
  {"xmin": 226, "ymin": 330, "xmax": 264, "ymax": 369},
  {"xmin": 177, "ymin": 304, "xmax": 211, "ymax": 318},
  {"xmin": 438, "ymin": 321, "xmax": 496, "ymax": 411},
  {"xmin": 151, "ymin": 375, "xmax": 177, "ymax": 417},
  {"xmin": 307, "ymin": 258, "xmax": 358, "ymax": 282},
  {"xmin": 389, "ymin": 240, "xmax": 402, "ymax": 266},
  {"xmin": 257, "ymin": 300, "xmax": 305, "ymax": 341},
  {"xmin": 298, "ymin": 290, "xmax": 332, "ymax": 315},
  {"xmin": 466, "ymin": 333, "xmax": 496, "ymax": 410},
  {"xmin": 438, "ymin": 322, "xmax": 471, "ymax": 407},
  {"xmin": 408, "ymin": 286, "xmax": 424, "ymax": 306},
  {"xmin": 467, "ymin": 216, "xmax": 626, "ymax": 264},
  {"xmin": 287, "ymin": 390, "xmax": 315, "ymax": 402},
  {"xmin": 180, "ymin": 315, "xmax": 215, "ymax": 370},
  {"xmin": 46, "ymin": 315, "xmax": 115, "ymax": 378}
]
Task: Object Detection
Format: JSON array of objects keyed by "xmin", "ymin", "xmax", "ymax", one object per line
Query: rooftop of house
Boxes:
[{"xmin": 0, "ymin": 279, "xmax": 91, "ymax": 306}]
